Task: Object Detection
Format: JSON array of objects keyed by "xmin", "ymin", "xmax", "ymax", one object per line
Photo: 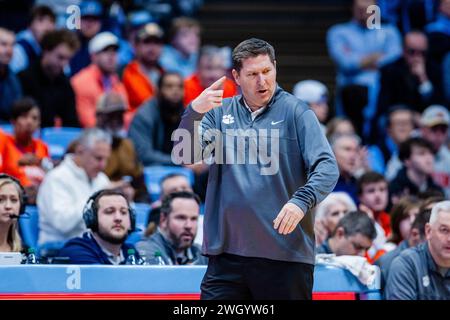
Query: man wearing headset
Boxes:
[{"xmin": 58, "ymin": 189, "xmax": 140, "ymax": 264}]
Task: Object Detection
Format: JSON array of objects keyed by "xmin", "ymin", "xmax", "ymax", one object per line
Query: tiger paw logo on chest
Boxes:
[{"xmin": 222, "ymin": 114, "xmax": 235, "ymax": 124}]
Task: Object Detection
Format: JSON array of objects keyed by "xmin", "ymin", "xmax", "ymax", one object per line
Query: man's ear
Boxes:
[
  {"xmin": 425, "ymin": 223, "xmax": 432, "ymax": 241},
  {"xmin": 232, "ymin": 69, "xmax": 240, "ymax": 86}
]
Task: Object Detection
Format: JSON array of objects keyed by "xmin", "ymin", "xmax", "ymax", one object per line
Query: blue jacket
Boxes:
[
  {"xmin": 58, "ymin": 232, "xmax": 140, "ymax": 265},
  {"xmin": 175, "ymin": 86, "xmax": 339, "ymax": 264},
  {"xmin": 0, "ymin": 66, "xmax": 22, "ymax": 122},
  {"xmin": 385, "ymin": 242, "xmax": 450, "ymax": 300}
]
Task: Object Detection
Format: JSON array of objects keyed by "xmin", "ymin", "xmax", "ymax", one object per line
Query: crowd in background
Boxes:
[{"xmin": 0, "ymin": 0, "xmax": 449, "ymax": 299}]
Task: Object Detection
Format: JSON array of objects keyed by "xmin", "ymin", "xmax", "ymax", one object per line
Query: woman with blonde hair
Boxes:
[
  {"xmin": 314, "ymin": 192, "xmax": 357, "ymax": 245},
  {"xmin": 0, "ymin": 174, "xmax": 25, "ymax": 252}
]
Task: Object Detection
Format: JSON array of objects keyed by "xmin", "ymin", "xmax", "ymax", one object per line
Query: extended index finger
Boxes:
[{"xmin": 208, "ymin": 76, "xmax": 226, "ymax": 90}]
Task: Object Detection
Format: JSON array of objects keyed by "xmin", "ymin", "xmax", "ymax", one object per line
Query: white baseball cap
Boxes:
[
  {"xmin": 421, "ymin": 105, "xmax": 450, "ymax": 127},
  {"xmin": 293, "ymin": 80, "xmax": 328, "ymax": 104},
  {"xmin": 88, "ymin": 32, "xmax": 119, "ymax": 54}
]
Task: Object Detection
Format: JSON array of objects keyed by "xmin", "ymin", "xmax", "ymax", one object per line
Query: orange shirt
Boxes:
[
  {"xmin": 375, "ymin": 211, "xmax": 391, "ymax": 237},
  {"xmin": 71, "ymin": 64, "xmax": 130, "ymax": 128},
  {"xmin": 122, "ymin": 60, "xmax": 160, "ymax": 113},
  {"xmin": 2, "ymin": 134, "xmax": 49, "ymax": 187},
  {"xmin": 0, "ymin": 129, "xmax": 7, "ymax": 172},
  {"xmin": 183, "ymin": 74, "xmax": 238, "ymax": 107}
]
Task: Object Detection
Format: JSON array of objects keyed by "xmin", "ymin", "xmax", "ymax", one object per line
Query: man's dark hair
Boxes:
[
  {"xmin": 357, "ymin": 171, "xmax": 387, "ymax": 195},
  {"xmin": 386, "ymin": 104, "xmax": 413, "ymax": 128},
  {"xmin": 11, "ymin": 97, "xmax": 39, "ymax": 120},
  {"xmin": 159, "ymin": 173, "xmax": 189, "ymax": 188},
  {"xmin": 30, "ymin": 5, "xmax": 56, "ymax": 23},
  {"xmin": 157, "ymin": 71, "xmax": 183, "ymax": 90},
  {"xmin": 232, "ymin": 38, "xmax": 276, "ymax": 73},
  {"xmin": 398, "ymin": 137, "xmax": 434, "ymax": 162},
  {"xmin": 160, "ymin": 191, "xmax": 201, "ymax": 217},
  {"xmin": 40, "ymin": 29, "xmax": 80, "ymax": 52},
  {"xmin": 411, "ymin": 209, "xmax": 431, "ymax": 238},
  {"xmin": 332, "ymin": 210, "xmax": 377, "ymax": 240},
  {"xmin": 92, "ymin": 189, "xmax": 130, "ymax": 213}
]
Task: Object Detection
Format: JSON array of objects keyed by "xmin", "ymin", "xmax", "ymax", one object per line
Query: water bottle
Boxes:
[
  {"xmin": 125, "ymin": 249, "xmax": 138, "ymax": 265},
  {"xmin": 26, "ymin": 248, "xmax": 38, "ymax": 264},
  {"xmin": 149, "ymin": 251, "xmax": 166, "ymax": 266}
]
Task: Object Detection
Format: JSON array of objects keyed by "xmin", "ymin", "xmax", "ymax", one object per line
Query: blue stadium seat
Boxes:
[
  {"xmin": 143, "ymin": 166, "xmax": 195, "ymax": 202},
  {"xmin": 18, "ymin": 206, "xmax": 39, "ymax": 250},
  {"xmin": 132, "ymin": 202, "xmax": 151, "ymax": 232},
  {"xmin": 40, "ymin": 127, "xmax": 82, "ymax": 160},
  {"xmin": 0, "ymin": 124, "xmax": 13, "ymax": 134}
]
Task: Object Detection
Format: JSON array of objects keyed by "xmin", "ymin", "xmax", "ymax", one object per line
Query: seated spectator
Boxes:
[
  {"xmin": 377, "ymin": 208, "xmax": 431, "ymax": 287},
  {"xmin": 95, "ymin": 92, "xmax": 148, "ymax": 203},
  {"xmin": 375, "ymin": 31, "xmax": 445, "ymax": 133},
  {"xmin": 1, "ymin": 98, "xmax": 51, "ymax": 204},
  {"xmin": 37, "ymin": 128, "xmax": 128, "ymax": 249},
  {"xmin": 292, "ymin": 80, "xmax": 329, "ymax": 133},
  {"xmin": 389, "ymin": 137, "xmax": 445, "ymax": 204},
  {"xmin": 357, "ymin": 171, "xmax": 392, "ymax": 262},
  {"xmin": 330, "ymin": 133, "xmax": 368, "ymax": 203},
  {"xmin": 69, "ymin": 0, "xmax": 103, "ymax": 76},
  {"xmin": 327, "ymin": 0, "xmax": 402, "ymax": 138},
  {"xmin": 18, "ymin": 29, "xmax": 80, "ymax": 128},
  {"xmin": 0, "ymin": 174, "xmax": 24, "ymax": 252},
  {"xmin": 183, "ymin": 45, "xmax": 237, "ymax": 107},
  {"xmin": 377, "ymin": 105, "xmax": 415, "ymax": 181},
  {"xmin": 425, "ymin": 0, "xmax": 450, "ymax": 66},
  {"xmin": 71, "ymin": 31, "xmax": 129, "ymax": 128},
  {"xmin": 387, "ymin": 196, "xmax": 422, "ymax": 247},
  {"xmin": 314, "ymin": 192, "xmax": 357, "ymax": 246},
  {"xmin": 385, "ymin": 200, "xmax": 450, "ymax": 299},
  {"xmin": 420, "ymin": 105, "xmax": 450, "ymax": 198},
  {"xmin": 158, "ymin": 17, "xmax": 201, "ymax": 78},
  {"xmin": 58, "ymin": 189, "xmax": 140, "ymax": 264},
  {"xmin": 136, "ymin": 191, "xmax": 207, "ymax": 265},
  {"xmin": 0, "ymin": 27, "xmax": 22, "ymax": 123},
  {"xmin": 122, "ymin": 23, "xmax": 165, "ymax": 115},
  {"xmin": 128, "ymin": 72, "xmax": 184, "ymax": 166},
  {"xmin": 10, "ymin": 5, "xmax": 55, "ymax": 73},
  {"xmin": 316, "ymin": 210, "xmax": 377, "ymax": 257},
  {"xmin": 144, "ymin": 173, "xmax": 193, "ymax": 238}
]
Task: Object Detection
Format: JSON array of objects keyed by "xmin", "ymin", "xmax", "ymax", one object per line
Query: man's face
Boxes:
[
  {"xmin": 426, "ymin": 210, "xmax": 450, "ymax": 265},
  {"xmin": 93, "ymin": 46, "xmax": 118, "ymax": 75},
  {"xmin": 335, "ymin": 229, "xmax": 373, "ymax": 256},
  {"xmin": 403, "ymin": 33, "xmax": 428, "ymax": 69},
  {"xmin": 79, "ymin": 141, "xmax": 111, "ymax": 179},
  {"xmin": 324, "ymin": 202, "xmax": 349, "ymax": 234},
  {"xmin": 352, "ymin": 0, "xmax": 376, "ymax": 25},
  {"xmin": 405, "ymin": 145, "xmax": 434, "ymax": 176},
  {"xmin": 81, "ymin": 16, "xmax": 102, "ymax": 39},
  {"xmin": 160, "ymin": 74, "xmax": 184, "ymax": 105},
  {"xmin": 42, "ymin": 43, "xmax": 74, "ymax": 78},
  {"xmin": 13, "ymin": 107, "xmax": 41, "ymax": 137},
  {"xmin": 96, "ymin": 195, "xmax": 131, "ymax": 244},
  {"xmin": 161, "ymin": 198, "xmax": 199, "ymax": 250},
  {"xmin": 440, "ymin": 0, "xmax": 450, "ymax": 18},
  {"xmin": 173, "ymin": 26, "xmax": 200, "ymax": 56},
  {"xmin": 161, "ymin": 176, "xmax": 192, "ymax": 197},
  {"xmin": 135, "ymin": 38, "xmax": 163, "ymax": 65},
  {"xmin": 333, "ymin": 136, "xmax": 359, "ymax": 175},
  {"xmin": 30, "ymin": 16, "xmax": 55, "ymax": 41},
  {"xmin": 232, "ymin": 54, "xmax": 277, "ymax": 110},
  {"xmin": 421, "ymin": 125, "xmax": 449, "ymax": 152},
  {"xmin": 359, "ymin": 181, "xmax": 389, "ymax": 212},
  {"xmin": 388, "ymin": 110, "xmax": 414, "ymax": 145},
  {"xmin": 198, "ymin": 54, "xmax": 226, "ymax": 88},
  {"xmin": 0, "ymin": 30, "xmax": 15, "ymax": 65}
]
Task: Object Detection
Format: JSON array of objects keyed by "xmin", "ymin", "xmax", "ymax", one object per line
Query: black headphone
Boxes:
[
  {"xmin": 0, "ymin": 173, "xmax": 26, "ymax": 215},
  {"xmin": 82, "ymin": 189, "xmax": 136, "ymax": 232}
]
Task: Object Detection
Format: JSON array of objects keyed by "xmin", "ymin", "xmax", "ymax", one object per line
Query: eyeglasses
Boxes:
[
  {"xmin": 405, "ymin": 48, "xmax": 427, "ymax": 56},
  {"xmin": 429, "ymin": 125, "xmax": 449, "ymax": 133}
]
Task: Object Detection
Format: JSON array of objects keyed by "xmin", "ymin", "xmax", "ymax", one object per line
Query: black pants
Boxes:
[{"xmin": 200, "ymin": 253, "xmax": 314, "ymax": 300}]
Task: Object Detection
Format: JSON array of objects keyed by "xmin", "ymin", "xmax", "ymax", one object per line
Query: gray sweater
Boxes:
[{"xmin": 174, "ymin": 86, "xmax": 339, "ymax": 264}]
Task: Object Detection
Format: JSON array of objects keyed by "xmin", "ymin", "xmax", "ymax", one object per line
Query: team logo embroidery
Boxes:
[
  {"xmin": 222, "ymin": 114, "xmax": 235, "ymax": 124},
  {"xmin": 422, "ymin": 275, "xmax": 430, "ymax": 287}
]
